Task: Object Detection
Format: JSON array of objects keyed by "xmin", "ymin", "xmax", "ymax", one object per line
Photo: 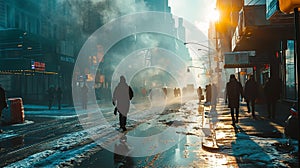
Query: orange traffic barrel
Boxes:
[{"xmin": 1, "ymin": 98, "xmax": 24, "ymax": 124}]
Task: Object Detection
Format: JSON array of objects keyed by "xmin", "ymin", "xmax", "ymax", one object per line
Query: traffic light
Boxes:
[{"xmin": 279, "ymin": 0, "xmax": 300, "ymax": 13}]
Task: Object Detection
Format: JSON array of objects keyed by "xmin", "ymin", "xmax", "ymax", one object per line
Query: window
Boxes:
[
  {"xmin": 244, "ymin": 0, "xmax": 266, "ymax": 6},
  {"xmin": 285, "ymin": 40, "xmax": 297, "ymax": 100}
]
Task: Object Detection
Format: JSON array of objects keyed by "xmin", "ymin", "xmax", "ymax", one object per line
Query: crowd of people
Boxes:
[
  {"xmin": 193, "ymin": 73, "xmax": 281, "ymax": 127},
  {"xmin": 0, "ymin": 73, "xmax": 282, "ymax": 132},
  {"xmin": 225, "ymin": 74, "xmax": 281, "ymax": 127}
]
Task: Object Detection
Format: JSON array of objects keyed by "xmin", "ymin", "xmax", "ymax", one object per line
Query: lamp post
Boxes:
[
  {"xmin": 209, "ymin": 8, "xmax": 221, "ymax": 100},
  {"xmin": 184, "ymin": 42, "xmax": 215, "ymax": 83},
  {"xmin": 184, "ymin": 42, "xmax": 216, "ymax": 51},
  {"xmin": 187, "ymin": 65, "xmax": 206, "ymax": 72}
]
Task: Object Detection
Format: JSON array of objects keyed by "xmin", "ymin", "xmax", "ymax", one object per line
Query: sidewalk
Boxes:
[
  {"xmin": 206, "ymin": 98, "xmax": 299, "ymax": 167},
  {"xmin": 213, "ymin": 99, "xmax": 292, "ymax": 143},
  {"xmin": 218, "ymin": 100, "xmax": 288, "ymax": 138}
]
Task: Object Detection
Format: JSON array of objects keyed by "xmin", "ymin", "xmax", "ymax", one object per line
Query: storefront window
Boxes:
[{"xmin": 285, "ymin": 40, "xmax": 296, "ymax": 100}]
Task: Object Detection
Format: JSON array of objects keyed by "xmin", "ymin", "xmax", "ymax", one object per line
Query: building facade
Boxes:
[
  {"xmin": 216, "ymin": 0, "xmax": 298, "ymax": 102},
  {"xmin": 0, "ymin": 0, "xmax": 76, "ymax": 104}
]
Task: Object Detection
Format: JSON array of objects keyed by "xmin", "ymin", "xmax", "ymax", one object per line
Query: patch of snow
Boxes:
[
  {"xmin": 0, "ymin": 133, "xmax": 18, "ymax": 140},
  {"xmin": 5, "ymin": 124, "xmax": 111, "ymax": 168},
  {"xmin": 5, "ymin": 150, "xmax": 56, "ymax": 168}
]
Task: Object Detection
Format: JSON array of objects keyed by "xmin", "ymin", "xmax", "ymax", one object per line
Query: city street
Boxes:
[
  {"xmin": 0, "ymin": 0, "xmax": 299, "ymax": 167},
  {"xmin": 0, "ymin": 97, "xmax": 298, "ymax": 167}
]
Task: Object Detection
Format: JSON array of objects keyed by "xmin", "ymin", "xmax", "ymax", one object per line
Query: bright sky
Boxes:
[{"xmin": 168, "ymin": 0, "xmax": 216, "ymax": 35}]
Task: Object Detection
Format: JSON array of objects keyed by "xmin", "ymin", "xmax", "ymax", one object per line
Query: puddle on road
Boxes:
[{"xmin": 126, "ymin": 123, "xmax": 166, "ymax": 137}]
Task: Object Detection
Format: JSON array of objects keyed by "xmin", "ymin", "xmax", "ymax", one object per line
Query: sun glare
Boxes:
[{"xmin": 208, "ymin": 8, "xmax": 220, "ymax": 22}]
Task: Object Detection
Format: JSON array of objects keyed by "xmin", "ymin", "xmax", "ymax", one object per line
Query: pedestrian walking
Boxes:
[
  {"xmin": 197, "ymin": 86, "xmax": 203, "ymax": 103},
  {"xmin": 0, "ymin": 84, "xmax": 7, "ymax": 133},
  {"xmin": 225, "ymin": 74, "xmax": 243, "ymax": 126},
  {"xmin": 47, "ymin": 86, "xmax": 55, "ymax": 110},
  {"xmin": 244, "ymin": 75, "xmax": 258, "ymax": 119},
  {"xmin": 174, "ymin": 88, "xmax": 177, "ymax": 97},
  {"xmin": 264, "ymin": 77, "xmax": 281, "ymax": 119},
  {"xmin": 205, "ymin": 84, "xmax": 212, "ymax": 103},
  {"xmin": 177, "ymin": 88, "xmax": 181, "ymax": 97},
  {"xmin": 81, "ymin": 84, "xmax": 89, "ymax": 110},
  {"xmin": 56, "ymin": 87, "xmax": 63, "ymax": 110},
  {"xmin": 112, "ymin": 76, "xmax": 134, "ymax": 132},
  {"xmin": 162, "ymin": 87, "xmax": 167, "ymax": 99},
  {"xmin": 211, "ymin": 83, "xmax": 218, "ymax": 110}
]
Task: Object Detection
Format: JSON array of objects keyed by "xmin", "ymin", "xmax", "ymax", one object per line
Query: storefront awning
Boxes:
[
  {"xmin": 224, "ymin": 64, "xmax": 255, "ymax": 68},
  {"xmin": 224, "ymin": 51, "xmax": 255, "ymax": 68}
]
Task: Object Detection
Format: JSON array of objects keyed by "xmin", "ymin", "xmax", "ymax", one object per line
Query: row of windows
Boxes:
[
  {"xmin": 1, "ymin": 1, "xmax": 68, "ymax": 40},
  {"xmin": 0, "ymin": 1, "xmax": 75, "ymax": 57}
]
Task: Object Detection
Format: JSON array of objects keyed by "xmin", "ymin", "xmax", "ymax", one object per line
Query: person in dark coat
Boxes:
[
  {"xmin": 81, "ymin": 84, "xmax": 89, "ymax": 110},
  {"xmin": 225, "ymin": 74, "xmax": 243, "ymax": 126},
  {"xmin": 177, "ymin": 88, "xmax": 181, "ymax": 97},
  {"xmin": 244, "ymin": 75, "xmax": 258, "ymax": 119},
  {"xmin": 205, "ymin": 84, "xmax": 212, "ymax": 103},
  {"xmin": 162, "ymin": 87, "xmax": 167, "ymax": 99},
  {"xmin": 211, "ymin": 83, "xmax": 218, "ymax": 109},
  {"xmin": 197, "ymin": 86, "xmax": 203, "ymax": 103},
  {"xmin": 174, "ymin": 88, "xmax": 177, "ymax": 97},
  {"xmin": 47, "ymin": 86, "xmax": 55, "ymax": 110},
  {"xmin": 56, "ymin": 87, "xmax": 63, "ymax": 110},
  {"xmin": 0, "ymin": 84, "xmax": 7, "ymax": 133},
  {"xmin": 112, "ymin": 76, "xmax": 134, "ymax": 132},
  {"xmin": 264, "ymin": 77, "xmax": 281, "ymax": 119}
]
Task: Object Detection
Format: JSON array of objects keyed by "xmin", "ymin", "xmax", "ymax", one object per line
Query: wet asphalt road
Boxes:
[
  {"xmin": 0, "ymin": 97, "xmax": 188, "ymax": 167},
  {"xmin": 1, "ymin": 97, "xmax": 298, "ymax": 167}
]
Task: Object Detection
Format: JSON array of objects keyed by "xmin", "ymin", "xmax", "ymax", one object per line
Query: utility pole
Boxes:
[
  {"xmin": 214, "ymin": 11, "xmax": 221, "ymax": 99},
  {"xmin": 294, "ymin": 8, "xmax": 299, "ymax": 102}
]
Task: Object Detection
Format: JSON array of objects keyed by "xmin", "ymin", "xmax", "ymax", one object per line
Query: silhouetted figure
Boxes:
[
  {"xmin": 173, "ymin": 88, "xmax": 181, "ymax": 97},
  {"xmin": 197, "ymin": 86, "xmax": 203, "ymax": 103},
  {"xmin": 174, "ymin": 88, "xmax": 177, "ymax": 97},
  {"xmin": 177, "ymin": 88, "xmax": 181, "ymax": 97},
  {"xmin": 205, "ymin": 84, "xmax": 212, "ymax": 103},
  {"xmin": 47, "ymin": 86, "xmax": 55, "ymax": 110},
  {"xmin": 162, "ymin": 87, "xmax": 167, "ymax": 99},
  {"xmin": 264, "ymin": 77, "xmax": 281, "ymax": 119},
  {"xmin": 0, "ymin": 84, "xmax": 7, "ymax": 133},
  {"xmin": 81, "ymin": 84, "xmax": 89, "ymax": 110},
  {"xmin": 113, "ymin": 76, "xmax": 134, "ymax": 132},
  {"xmin": 56, "ymin": 87, "xmax": 63, "ymax": 110},
  {"xmin": 244, "ymin": 75, "xmax": 258, "ymax": 119},
  {"xmin": 226, "ymin": 74, "xmax": 243, "ymax": 126},
  {"xmin": 211, "ymin": 83, "xmax": 218, "ymax": 109}
]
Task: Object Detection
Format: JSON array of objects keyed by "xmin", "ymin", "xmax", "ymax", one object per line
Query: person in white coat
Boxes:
[{"xmin": 112, "ymin": 76, "xmax": 134, "ymax": 131}]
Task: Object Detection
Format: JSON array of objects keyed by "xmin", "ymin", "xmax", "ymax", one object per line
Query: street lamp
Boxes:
[
  {"xmin": 184, "ymin": 42, "xmax": 215, "ymax": 83},
  {"xmin": 184, "ymin": 42, "xmax": 217, "ymax": 52},
  {"xmin": 208, "ymin": 8, "xmax": 222, "ymax": 97},
  {"xmin": 187, "ymin": 65, "xmax": 205, "ymax": 73}
]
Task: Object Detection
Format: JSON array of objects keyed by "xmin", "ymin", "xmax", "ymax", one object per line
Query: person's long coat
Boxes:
[
  {"xmin": 226, "ymin": 79, "xmax": 243, "ymax": 108},
  {"xmin": 113, "ymin": 82, "xmax": 133, "ymax": 116}
]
